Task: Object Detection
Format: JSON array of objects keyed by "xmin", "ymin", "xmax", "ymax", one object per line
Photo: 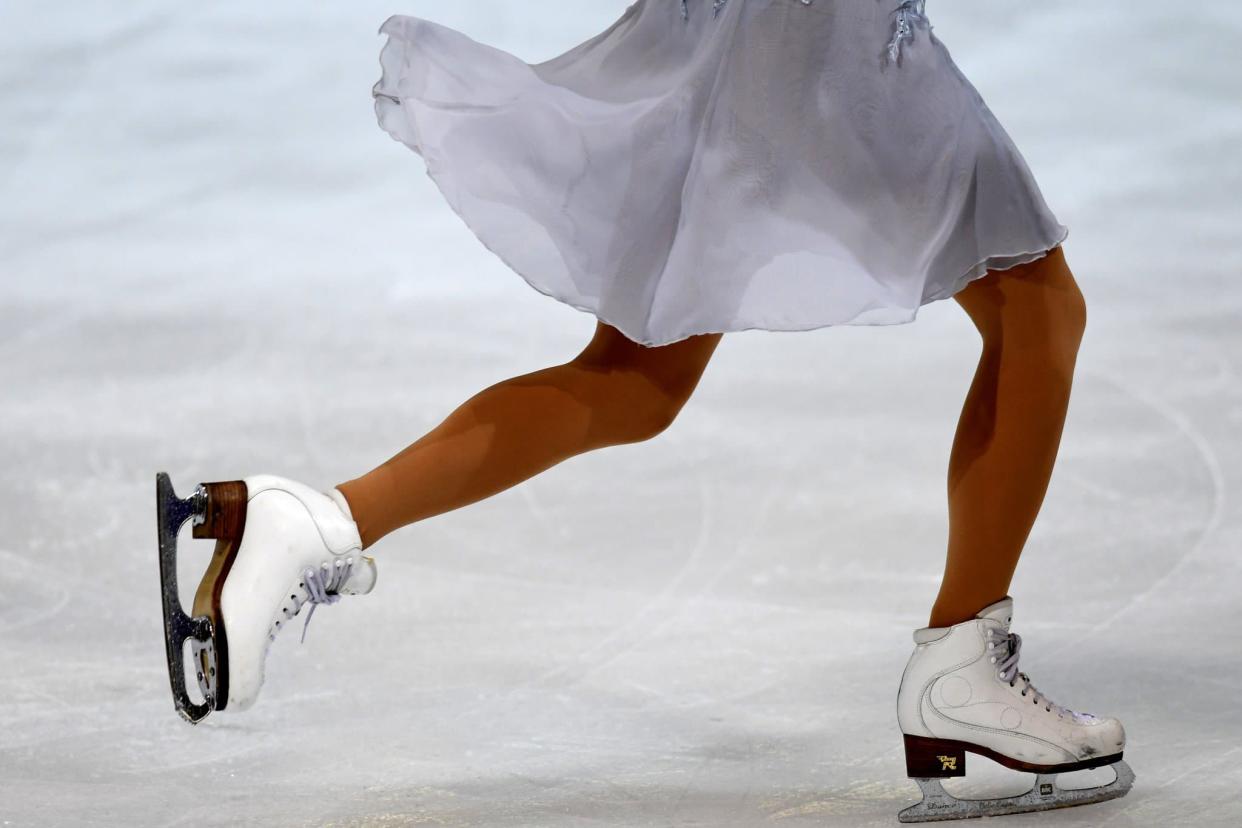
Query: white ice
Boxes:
[{"xmin": 1, "ymin": 1, "xmax": 1239, "ymax": 826}]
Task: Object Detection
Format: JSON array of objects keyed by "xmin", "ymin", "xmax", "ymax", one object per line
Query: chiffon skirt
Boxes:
[{"xmin": 373, "ymin": 0, "xmax": 1070, "ymax": 347}]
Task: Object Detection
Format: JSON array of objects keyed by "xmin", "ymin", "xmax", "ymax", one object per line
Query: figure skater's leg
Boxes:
[
  {"xmin": 335, "ymin": 322, "xmax": 724, "ymax": 548},
  {"xmin": 928, "ymin": 245, "xmax": 1087, "ymax": 627}
]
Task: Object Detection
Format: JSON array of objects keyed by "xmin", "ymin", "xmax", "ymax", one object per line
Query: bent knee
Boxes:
[
  {"xmin": 632, "ymin": 394, "xmax": 687, "ymax": 441},
  {"xmin": 1062, "ymin": 277, "xmax": 1088, "ymax": 342},
  {"xmin": 571, "ymin": 366, "xmax": 695, "ymax": 445},
  {"xmin": 1037, "ymin": 271, "xmax": 1088, "ymax": 358},
  {"xmin": 611, "ymin": 377, "xmax": 692, "ymax": 443},
  {"xmin": 571, "ymin": 325, "xmax": 718, "ymax": 444},
  {"xmin": 976, "ymin": 255, "xmax": 1088, "ymax": 353}
]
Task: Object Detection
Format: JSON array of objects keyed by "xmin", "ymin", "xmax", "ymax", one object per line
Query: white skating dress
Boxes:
[{"xmin": 373, "ymin": 0, "xmax": 1069, "ymax": 347}]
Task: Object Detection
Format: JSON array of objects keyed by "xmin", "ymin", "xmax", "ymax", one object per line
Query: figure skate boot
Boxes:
[
  {"xmin": 156, "ymin": 473, "xmax": 376, "ymax": 723},
  {"xmin": 895, "ymin": 597, "xmax": 1134, "ymax": 822}
]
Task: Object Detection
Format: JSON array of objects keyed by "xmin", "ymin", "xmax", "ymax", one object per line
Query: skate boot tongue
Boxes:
[
  {"xmin": 974, "ymin": 596, "xmax": 1013, "ymax": 630},
  {"xmin": 297, "ymin": 556, "xmax": 378, "ymax": 642},
  {"xmin": 341, "ymin": 556, "xmax": 378, "ymax": 596}
]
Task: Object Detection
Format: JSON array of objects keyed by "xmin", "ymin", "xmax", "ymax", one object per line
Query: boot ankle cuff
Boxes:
[{"xmin": 328, "ymin": 486, "xmax": 356, "ymax": 522}]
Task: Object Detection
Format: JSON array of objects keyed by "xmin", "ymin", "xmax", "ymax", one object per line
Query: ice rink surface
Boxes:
[{"xmin": 2, "ymin": 1, "xmax": 1240, "ymax": 825}]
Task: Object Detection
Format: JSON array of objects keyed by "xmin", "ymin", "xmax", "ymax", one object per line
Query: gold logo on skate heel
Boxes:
[{"xmin": 937, "ymin": 756, "xmax": 958, "ymax": 771}]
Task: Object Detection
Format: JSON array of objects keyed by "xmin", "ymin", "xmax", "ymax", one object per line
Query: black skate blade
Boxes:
[
  {"xmin": 898, "ymin": 759, "xmax": 1135, "ymax": 822},
  {"xmin": 156, "ymin": 472, "xmax": 215, "ymax": 724}
]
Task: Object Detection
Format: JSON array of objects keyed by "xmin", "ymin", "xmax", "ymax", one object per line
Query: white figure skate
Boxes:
[
  {"xmin": 156, "ymin": 473, "xmax": 376, "ymax": 723},
  {"xmin": 895, "ymin": 597, "xmax": 1134, "ymax": 822}
]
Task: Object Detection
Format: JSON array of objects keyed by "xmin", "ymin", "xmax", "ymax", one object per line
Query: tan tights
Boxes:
[
  {"xmin": 336, "ymin": 322, "xmax": 724, "ymax": 548},
  {"xmin": 930, "ymin": 245, "xmax": 1087, "ymax": 627},
  {"xmin": 336, "ymin": 245, "xmax": 1086, "ymax": 630}
]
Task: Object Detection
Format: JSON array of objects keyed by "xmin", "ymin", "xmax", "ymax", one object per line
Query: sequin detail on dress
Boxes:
[
  {"xmin": 681, "ymin": 1, "xmax": 927, "ymax": 67},
  {"xmin": 885, "ymin": 1, "xmax": 931, "ymax": 66},
  {"xmin": 682, "ymin": 0, "xmax": 814, "ymax": 22},
  {"xmin": 681, "ymin": 0, "xmax": 735, "ymax": 20}
]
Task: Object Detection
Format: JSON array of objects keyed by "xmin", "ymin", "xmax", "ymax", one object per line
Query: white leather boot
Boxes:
[
  {"xmin": 894, "ymin": 597, "xmax": 1133, "ymax": 821},
  {"xmin": 190, "ymin": 475, "xmax": 377, "ymax": 711}
]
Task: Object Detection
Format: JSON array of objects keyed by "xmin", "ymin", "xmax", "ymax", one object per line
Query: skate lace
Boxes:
[
  {"xmin": 986, "ymin": 629, "xmax": 1074, "ymax": 719},
  {"xmin": 273, "ymin": 558, "xmax": 356, "ymax": 644}
]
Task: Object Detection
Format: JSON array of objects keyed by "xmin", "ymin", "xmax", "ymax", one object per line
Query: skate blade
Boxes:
[
  {"xmin": 898, "ymin": 760, "xmax": 1135, "ymax": 823},
  {"xmin": 156, "ymin": 472, "xmax": 215, "ymax": 724}
]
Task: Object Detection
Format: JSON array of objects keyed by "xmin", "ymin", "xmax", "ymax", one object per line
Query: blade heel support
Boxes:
[{"xmin": 156, "ymin": 473, "xmax": 247, "ymax": 724}]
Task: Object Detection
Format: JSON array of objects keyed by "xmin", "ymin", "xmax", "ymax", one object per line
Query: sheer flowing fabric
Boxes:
[{"xmin": 373, "ymin": 0, "xmax": 1069, "ymax": 346}]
